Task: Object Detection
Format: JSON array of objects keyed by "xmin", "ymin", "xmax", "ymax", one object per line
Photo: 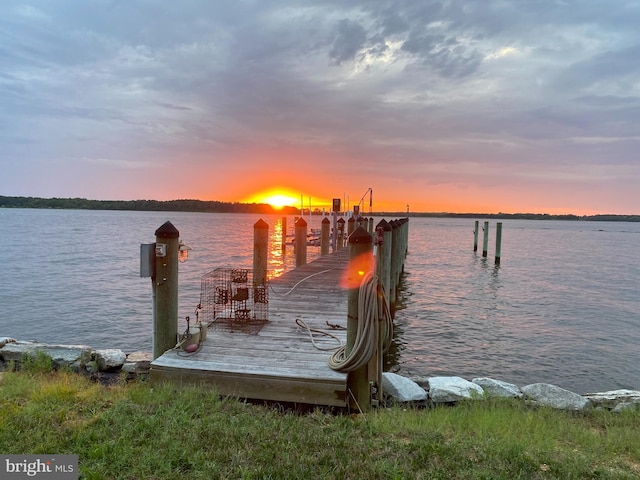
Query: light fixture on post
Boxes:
[{"xmin": 178, "ymin": 240, "xmax": 192, "ymax": 263}]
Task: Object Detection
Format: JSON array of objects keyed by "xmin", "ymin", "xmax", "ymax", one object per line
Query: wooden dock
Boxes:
[{"xmin": 150, "ymin": 249, "xmax": 351, "ymax": 406}]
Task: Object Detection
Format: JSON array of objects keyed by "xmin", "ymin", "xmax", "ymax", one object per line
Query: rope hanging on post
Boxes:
[{"xmin": 328, "ymin": 272, "xmax": 393, "ymax": 372}]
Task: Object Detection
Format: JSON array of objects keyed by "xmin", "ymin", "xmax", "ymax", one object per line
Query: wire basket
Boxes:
[{"xmin": 200, "ymin": 268, "xmax": 269, "ymax": 328}]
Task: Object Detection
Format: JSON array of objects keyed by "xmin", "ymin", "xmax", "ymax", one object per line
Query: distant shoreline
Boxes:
[{"xmin": 1, "ymin": 195, "xmax": 638, "ymax": 222}]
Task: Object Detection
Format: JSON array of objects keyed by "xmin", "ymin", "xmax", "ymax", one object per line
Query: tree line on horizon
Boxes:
[
  {"xmin": 0, "ymin": 195, "xmax": 300, "ymax": 215},
  {"xmin": 0, "ymin": 195, "xmax": 637, "ymax": 221}
]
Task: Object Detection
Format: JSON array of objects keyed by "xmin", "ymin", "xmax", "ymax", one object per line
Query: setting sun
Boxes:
[
  {"xmin": 243, "ymin": 189, "xmax": 301, "ymax": 210},
  {"xmin": 263, "ymin": 193, "xmax": 299, "ymax": 209}
]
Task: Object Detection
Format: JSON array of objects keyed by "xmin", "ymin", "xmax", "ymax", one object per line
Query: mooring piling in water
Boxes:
[
  {"xmin": 482, "ymin": 220, "xmax": 489, "ymax": 258},
  {"xmin": 495, "ymin": 222, "xmax": 503, "ymax": 265},
  {"xmin": 474, "ymin": 220, "xmax": 503, "ymax": 264},
  {"xmin": 474, "ymin": 220, "xmax": 479, "ymax": 252}
]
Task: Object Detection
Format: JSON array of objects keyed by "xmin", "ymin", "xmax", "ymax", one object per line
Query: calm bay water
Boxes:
[{"xmin": 0, "ymin": 208, "xmax": 638, "ymax": 393}]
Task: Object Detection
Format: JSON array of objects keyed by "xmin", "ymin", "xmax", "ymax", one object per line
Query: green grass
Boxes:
[{"xmin": 1, "ymin": 370, "xmax": 638, "ymax": 479}]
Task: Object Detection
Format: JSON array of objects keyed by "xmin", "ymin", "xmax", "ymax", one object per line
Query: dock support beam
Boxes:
[
  {"xmin": 347, "ymin": 226, "xmax": 373, "ymax": 412},
  {"xmin": 153, "ymin": 221, "xmax": 179, "ymax": 360}
]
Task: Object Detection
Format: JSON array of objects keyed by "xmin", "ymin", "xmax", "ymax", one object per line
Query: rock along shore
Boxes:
[
  {"xmin": 0, "ymin": 337, "xmax": 150, "ymax": 382},
  {"xmin": 1, "ymin": 337, "xmax": 638, "ymax": 412}
]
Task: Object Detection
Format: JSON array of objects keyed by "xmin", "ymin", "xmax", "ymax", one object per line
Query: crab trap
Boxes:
[{"xmin": 199, "ymin": 268, "xmax": 269, "ymax": 332}]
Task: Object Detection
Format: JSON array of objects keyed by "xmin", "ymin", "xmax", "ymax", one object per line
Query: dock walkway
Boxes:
[{"xmin": 150, "ymin": 249, "xmax": 351, "ymax": 406}]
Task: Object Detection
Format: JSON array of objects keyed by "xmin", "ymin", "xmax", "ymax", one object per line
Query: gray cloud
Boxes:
[{"xmin": 329, "ymin": 19, "xmax": 368, "ymax": 65}]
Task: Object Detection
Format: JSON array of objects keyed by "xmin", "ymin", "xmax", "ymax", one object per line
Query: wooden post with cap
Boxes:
[
  {"xmin": 320, "ymin": 217, "xmax": 330, "ymax": 256},
  {"xmin": 153, "ymin": 221, "xmax": 180, "ymax": 359},
  {"xmin": 346, "ymin": 226, "xmax": 373, "ymax": 412},
  {"xmin": 294, "ymin": 217, "xmax": 307, "ymax": 267},
  {"xmin": 253, "ymin": 219, "xmax": 268, "ymax": 285}
]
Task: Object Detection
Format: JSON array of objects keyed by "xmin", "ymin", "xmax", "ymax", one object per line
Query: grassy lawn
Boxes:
[{"xmin": 1, "ymin": 365, "xmax": 638, "ymax": 479}]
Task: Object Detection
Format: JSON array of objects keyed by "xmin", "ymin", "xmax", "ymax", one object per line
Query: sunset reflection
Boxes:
[{"xmin": 268, "ymin": 217, "xmax": 286, "ymax": 279}]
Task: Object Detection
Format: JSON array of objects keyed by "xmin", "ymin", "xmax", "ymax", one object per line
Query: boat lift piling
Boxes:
[{"xmin": 482, "ymin": 220, "xmax": 490, "ymax": 258}]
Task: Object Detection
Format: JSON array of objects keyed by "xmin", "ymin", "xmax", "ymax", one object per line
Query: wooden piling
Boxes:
[
  {"xmin": 495, "ymin": 222, "xmax": 503, "ymax": 265},
  {"xmin": 372, "ymin": 222, "xmax": 390, "ymax": 399},
  {"xmin": 389, "ymin": 220, "xmax": 399, "ymax": 314},
  {"xmin": 482, "ymin": 220, "xmax": 489, "ymax": 258},
  {"xmin": 474, "ymin": 220, "xmax": 479, "ymax": 252},
  {"xmin": 253, "ymin": 219, "xmax": 268, "ymax": 285},
  {"xmin": 295, "ymin": 217, "xmax": 308, "ymax": 267},
  {"xmin": 153, "ymin": 221, "xmax": 180, "ymax": 359},
  {"xmin": 376, "ymin": 220, "xmax": 392, "ymax": 311},
  {"xmin": 347, "ymin": 226, "xmax": 373, "ymax": 412},
  {"xmin": 320, "ymin": 217, "xmax": 330, "ymax": 256},
  {"xmin": 400, "ymin": 218, "xmax": 408, "ymax": 272}
]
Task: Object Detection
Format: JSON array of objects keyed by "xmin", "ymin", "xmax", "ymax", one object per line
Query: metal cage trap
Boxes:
[{"xmin": 199, "ymin": 268, "xmax": 269, "ymax": 333}]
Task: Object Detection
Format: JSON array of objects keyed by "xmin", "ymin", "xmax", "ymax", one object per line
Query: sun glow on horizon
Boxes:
[
  {"xmin": 243, "ymin": 189, "xmax": 301, "ymax": 209},
  {"xmin": 263, "ymin": 193, "xmax": 299, "ymax": 209}
]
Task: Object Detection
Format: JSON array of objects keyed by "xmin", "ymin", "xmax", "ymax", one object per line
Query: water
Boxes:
[{"xmin": 0, "ymin": 209, "xmax": 638, "ymax": 393}]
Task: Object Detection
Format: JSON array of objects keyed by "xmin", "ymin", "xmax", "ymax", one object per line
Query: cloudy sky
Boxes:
[{"xmin": 1, "ymin": 1, "xmax": 639, "ymax": 214}]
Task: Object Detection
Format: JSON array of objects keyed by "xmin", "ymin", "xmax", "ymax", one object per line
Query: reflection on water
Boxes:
[{"xmin": 268, "ymin": 217, "xmax": 286, "ymax": 279}]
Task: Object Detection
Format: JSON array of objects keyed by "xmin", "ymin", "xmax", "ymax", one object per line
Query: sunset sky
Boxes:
[{"xmin": 1, "ymin": 1, "xmax": 639, "ymax": 214}]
